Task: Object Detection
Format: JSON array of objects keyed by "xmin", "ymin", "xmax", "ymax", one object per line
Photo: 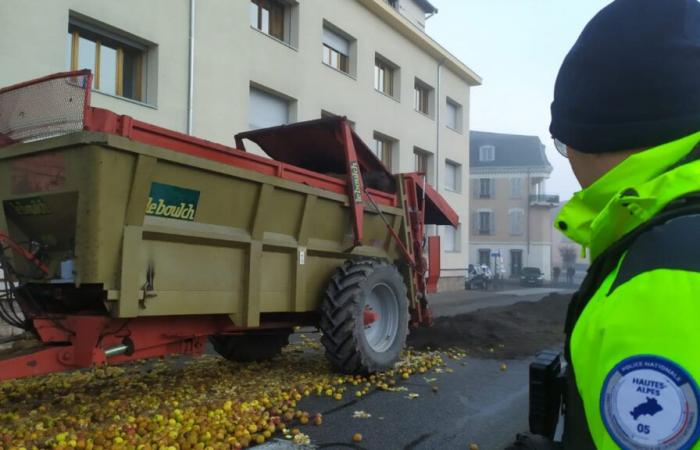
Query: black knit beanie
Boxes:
[{"xmin": 550, "ymin": 0, "xmax": 700, "ymax": 153}]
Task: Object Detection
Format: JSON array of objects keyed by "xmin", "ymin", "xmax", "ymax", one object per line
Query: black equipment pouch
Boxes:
[{"xmin": 529, "ymin": 350, "xmax": 565, "ymax": 439}]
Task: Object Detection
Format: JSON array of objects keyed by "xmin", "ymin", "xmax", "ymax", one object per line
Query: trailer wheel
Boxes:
[
  {"xmin": 320, "ymin": 259, "xmax": 408, "ymax": 374},
  {"xmin": 209, "ymin": 330, "xmax": 291, "ymax": 362}
]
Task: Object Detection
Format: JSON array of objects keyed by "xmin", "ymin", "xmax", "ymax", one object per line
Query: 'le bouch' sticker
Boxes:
[{"xmin": 601, "ymin": 355, "xmax": 700, "ymax": 450}]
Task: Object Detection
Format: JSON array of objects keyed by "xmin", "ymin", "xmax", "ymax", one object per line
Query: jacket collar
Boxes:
[{"xmin": 555, "ymin": 131, "xmax": 700, "ymax": 261}]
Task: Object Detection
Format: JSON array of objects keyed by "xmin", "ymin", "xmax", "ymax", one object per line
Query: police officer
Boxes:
[{"xmin": 519, "ymin": 0, "xmax": 700, "ymax": 448}]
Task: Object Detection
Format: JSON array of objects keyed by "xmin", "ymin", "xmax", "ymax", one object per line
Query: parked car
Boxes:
[{"xmin": 520, "ymin": 267, "xmax": 545, "ymax": 286}]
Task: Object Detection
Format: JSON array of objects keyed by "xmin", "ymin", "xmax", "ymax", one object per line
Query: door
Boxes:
[
  {"xmin": 511, "ymin": 250, "xmax": 523, "ymax": 277},
  {"xmin": 478, "ymin": 249, "xmax": 491, "ymax": 267}
]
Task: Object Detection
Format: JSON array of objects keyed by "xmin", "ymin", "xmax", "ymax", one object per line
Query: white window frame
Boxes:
[
  {"xmin": 479, "ymin": 145, "xmax": 495, "ymax": 162},
  {"xmin": 444, "ymin": 160, "xmax": 461, "ymax": 192},
  {"xmin": 414, "ymin": 78, "xmax": 434, "ymax": 117},
  {"xmin": 373, "ymin": 132, "xmax": 396, "ymax": 172},
  {"xmin": 446, "ymin": 98, "xmax": 462, "ymax": 133},
  {"xmin": 374, "ymin": 53, "xmax": 400, "ymax": 99},
  {"xmin": 322, "ymin": 22, "xmax": 355, "ymax": 76},
  {"xmin": 250, "ymin": 0, "xmax": 298, "ymax": 46},
  {"xmin": 67, "ymin": 15, "xmax": 155, "ymax": 105}
]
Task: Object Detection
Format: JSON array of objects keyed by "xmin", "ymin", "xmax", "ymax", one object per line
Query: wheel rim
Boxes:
[{"xmin": 363, "ymin": 282, "xmax": 399, "ymax": 353}]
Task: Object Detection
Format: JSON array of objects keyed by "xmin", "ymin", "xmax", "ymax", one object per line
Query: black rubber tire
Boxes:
[
  {"xmin": 209, "ymin": 330, "xmax": 291, "ymax": 362},
  {"xmin": 319, "ymin": 259, "xmax": 409, "ymax": 374}
]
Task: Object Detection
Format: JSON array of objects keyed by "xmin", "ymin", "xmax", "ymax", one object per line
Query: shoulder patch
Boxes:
[
  {"xmin": 601, "ymin": 355, "xmax": 700, "ymax": 450},
  {"xmin": 609, "ymin": 214, "xmax": 700, "ymax": 295}
]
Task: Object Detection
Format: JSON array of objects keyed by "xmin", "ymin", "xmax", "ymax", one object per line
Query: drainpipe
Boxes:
[
  {"xmin": 435, "ymin": 60, "xmax": 443, "ymax": 192},
  {"xmin": 187, "ymin": 0, "xmax": 196, "ymax": 135}
]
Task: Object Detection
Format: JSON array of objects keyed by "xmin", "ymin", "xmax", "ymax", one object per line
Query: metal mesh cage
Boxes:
[{"xmin": 0, "ymin": 71, "xmax": 91, "ymax": 145}]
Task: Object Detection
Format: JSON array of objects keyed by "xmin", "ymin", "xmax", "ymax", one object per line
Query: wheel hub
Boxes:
[
  {"xmin": 363, "ymin": 282, "xmax": 399, "ymax": 353},
  {"xmin": 363, "ymin": 307, "xmax": 378, "ymax": 326}
]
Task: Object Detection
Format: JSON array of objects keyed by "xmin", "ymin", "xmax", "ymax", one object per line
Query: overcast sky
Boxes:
[{"xmin": 427, "ymin": 0, "xmax": 613, "ymax": 201}]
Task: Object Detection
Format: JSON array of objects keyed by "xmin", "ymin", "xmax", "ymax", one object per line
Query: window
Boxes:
[
  {"xmin": 414, "ymin": 149, "xmax": 429, "ymax": 173},
  {"xmin": 478, "ymin": 249, "xmax": 491, "ymax": 267},
  {"xmin": 67, "ymin": 21, "xmax": 149, "ymax": 102},
  {"xmin": 374, "ymin": 55, "xmax": 398, "ymax": 98},
  {"xmin": 322, "ymin": 26, "xmax": 350, "ymax": 74},
  {"xmin": 414, "ymin": 79, "xmax": 432, "ymax": 115},
  {"xmin": 249, "ymin": 86, "xmax": 291, "ymax": 129},
  {"xmin": 510, "ymin": 178, "xmax": 523, "ymax": 199},
  {"xmin": 250, "ymin": 0, "xmax": 285, "ymax": 41},
  {"xmin": 443, "ymin": 226, "xmax": 460, "ymax": 252},
  {"xmin": 479, "ymin": 178, "xmax": 492, "ymax": 198},
  {"xmin": 479, "ymin": 145, "xmax": 495, "ymax": 162},
  {"xmin": 446, "ymin": 98, "xmax": 462, "ymax": 132},
  {"xmin": 509, "ymin": 209, "xmax": 525, "ymax": 236},
  {"xmin": 444, "ymin": 160, "xmax": 461, "ymax": 192},
  {"xmin": 478, "ymin": 211, "xmax": 492, "ymax": 235},
  {"xmin": 373, "ymin": 133, "xmax": 394, "ymax": 171}
]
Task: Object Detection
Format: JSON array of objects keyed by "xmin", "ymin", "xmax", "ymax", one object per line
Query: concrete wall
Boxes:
[{"xmin": 0, "ymin": 0, "xmax": 477, "ymax": 291}]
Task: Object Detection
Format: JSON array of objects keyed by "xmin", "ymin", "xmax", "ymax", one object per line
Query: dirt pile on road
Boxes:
[{"xmin": 408, "ymin": 293, "xmax": 570, "ymax": 359}]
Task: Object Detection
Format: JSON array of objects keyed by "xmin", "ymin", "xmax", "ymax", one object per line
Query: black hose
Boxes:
[{"xmin": 0, "ymin": 247, "xmax": 31, "ymax": 330}]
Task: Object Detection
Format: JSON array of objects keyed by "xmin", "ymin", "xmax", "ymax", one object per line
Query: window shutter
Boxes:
[
  {"xmin": 509, "ymin": 210, "xmax": 515, "ymax": 235},
  {"xmin": 472, "ymin": 212, "xmax": 478, "ymax": 235},
  {"xmin": 249, "ymin": 87, "xmax": 289, "ymax": 130},
  {"xmin": 489, "ymin": 212, "xmax": 495, "ymax": 235},
  {"xmin": 490, "ymin": 179, "xmax": 496, "ymax": 198},
  {"xmin": 323, "ymin": 28, "xmax": 349, "ymax": 56},
  {"xmin": 472, "ymin": 179, "xmax": 480, "ymax": 199},
  {"xmin": 518, "ymin": 210, "xmax": 525, "ymax": 235}
]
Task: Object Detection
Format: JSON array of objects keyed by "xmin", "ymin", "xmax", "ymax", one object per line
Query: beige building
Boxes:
[
  {"xmin": 0, "ymin": 0, "xmax": 481, "ymax": 290},
  {"xmin": 469, "ymin": 131, "xmax": 558, "ymax": 280}
]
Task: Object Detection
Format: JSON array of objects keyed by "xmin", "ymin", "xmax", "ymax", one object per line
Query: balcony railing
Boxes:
[{"xmin": 529, "ymin": 194, "xmax": 560, "ymax": 206}]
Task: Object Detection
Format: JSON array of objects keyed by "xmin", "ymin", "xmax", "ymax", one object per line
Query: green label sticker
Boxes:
[
  {"xmin": 145, "ymin": 182, "xmax": 200, "ymax": 221},
  {"xmin": 8, "ymin": 197, "xmax": 51, "ymax": 216}
]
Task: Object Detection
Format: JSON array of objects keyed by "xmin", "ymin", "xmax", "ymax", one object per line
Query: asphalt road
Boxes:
[{"xmin": 259, "ymin": 286, "xmax": 573, "ymax": 450}]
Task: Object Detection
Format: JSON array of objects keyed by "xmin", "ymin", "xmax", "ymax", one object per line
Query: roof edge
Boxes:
[{"xmin": 357, "ymin": 0, "xmax": 482, "ymax": 86}]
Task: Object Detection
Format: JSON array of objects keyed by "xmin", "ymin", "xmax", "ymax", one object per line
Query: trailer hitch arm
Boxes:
[{"xmin": 340, "ymin": 121, "xmax": 364, "ymax": 247}]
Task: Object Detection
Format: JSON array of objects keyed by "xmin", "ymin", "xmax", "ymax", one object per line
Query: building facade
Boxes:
[
  {"xmin": 0, "ymin": 0, "xmax": 481, "ymax": 290},
  {"xmin": 469, "ymin": 131, "xmax": 558, "ymax": 280}
]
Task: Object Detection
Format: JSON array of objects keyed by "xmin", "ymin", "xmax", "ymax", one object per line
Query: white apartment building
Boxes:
[
  {"xmin": 0, "ymin": 0, "xmax": 481, "ymax": 290},
  {"xmin": 469, "ymin": 131, "xmax": 558, "ymax": 280}
]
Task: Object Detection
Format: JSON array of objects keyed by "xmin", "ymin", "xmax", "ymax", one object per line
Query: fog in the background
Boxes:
[{"xmin": 427, "ymin": 0, "xmax": 613, "ymax": 201}]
